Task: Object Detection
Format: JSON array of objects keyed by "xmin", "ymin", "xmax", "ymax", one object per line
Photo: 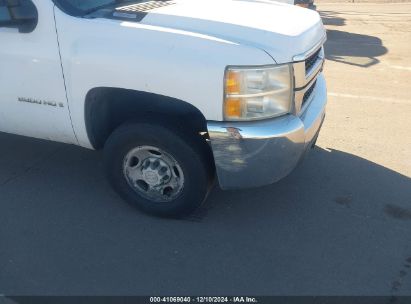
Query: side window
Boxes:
[{"xmin": 0, "ymin": 0, "xmax": 38, "ymax": 33}]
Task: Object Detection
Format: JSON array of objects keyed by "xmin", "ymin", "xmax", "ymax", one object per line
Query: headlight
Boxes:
[{"xmin": 224, "ymin": 64, "xmax": 293, "ymax": 121}]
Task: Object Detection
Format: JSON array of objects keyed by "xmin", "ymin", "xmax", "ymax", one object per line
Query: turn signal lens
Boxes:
[
  {"xmin": 224, "ymin": 98, "xmax": 242, "ymax": 118},
  {"xmin": 225, "ymin": 70, "xmax": 241, "ymax": 95}
]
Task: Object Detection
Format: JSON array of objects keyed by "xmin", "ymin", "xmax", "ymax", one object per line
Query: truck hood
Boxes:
[{"xmin": 133, "ymin": 0, "xmax": 326, "ymax": 63}]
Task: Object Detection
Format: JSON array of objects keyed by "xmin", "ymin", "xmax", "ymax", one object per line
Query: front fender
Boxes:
[{"xmin": 54, "ymin": 7, "xmax": 274, "ymax": 148}]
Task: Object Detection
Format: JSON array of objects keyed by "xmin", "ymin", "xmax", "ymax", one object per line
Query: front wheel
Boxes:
[{"xmin": 103, "ymin": 121, "xmax": 214, "ymax": 217}]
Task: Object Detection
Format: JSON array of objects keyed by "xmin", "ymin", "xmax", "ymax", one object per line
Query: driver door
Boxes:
[{"xmin": 0, "ymin": 0, "xmax": 77, "ymax": 144}]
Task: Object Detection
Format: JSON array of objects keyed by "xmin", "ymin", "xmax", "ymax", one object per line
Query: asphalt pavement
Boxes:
[{"xmin": 0, "ymin": 3, "xmax": 410, "ymax": 298}]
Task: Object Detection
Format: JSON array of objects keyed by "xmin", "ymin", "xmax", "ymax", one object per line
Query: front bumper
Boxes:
[{"xmin": 207, "ymin": 74, "xmax": 327, "ymax": 190}]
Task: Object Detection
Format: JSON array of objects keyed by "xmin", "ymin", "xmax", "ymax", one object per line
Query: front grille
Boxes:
[
  {"xmin": 305, "ymin": 48, "xmax": 321, "ymax": 74},
  {"xmin": 293, "ymin": 39, "xmax": 325, "ymax": 114},
  {"xmin": 302, "ymin": 80, "xmax": 317, "ymax": 107},
  {"xmin": 117, "ymin": 0, "xmax": 175, "ymax": 13}
]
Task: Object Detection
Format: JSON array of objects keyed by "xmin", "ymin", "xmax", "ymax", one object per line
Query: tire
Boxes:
[{"xmin": 103, "ymin": 120, "xmax": 214, "ymax": 218}]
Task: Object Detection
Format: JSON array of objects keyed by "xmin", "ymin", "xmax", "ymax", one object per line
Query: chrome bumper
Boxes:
[{"xmin": 207, "ymin": 74, "xmax": 327, "ymax": 190}]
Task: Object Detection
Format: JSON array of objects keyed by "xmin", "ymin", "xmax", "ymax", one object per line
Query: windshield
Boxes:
[
  {"xmin": 53, "ymin": 0, "xmax": 139, "ymax": 16},
  {"xmin": 62, "ymin": 0, "xmax": 115, "ymax": 11}
]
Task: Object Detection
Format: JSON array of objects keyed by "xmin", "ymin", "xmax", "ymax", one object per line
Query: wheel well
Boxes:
[{"xmin": 85, "ymin": 87, "xmax": 209, "ymax": 149}]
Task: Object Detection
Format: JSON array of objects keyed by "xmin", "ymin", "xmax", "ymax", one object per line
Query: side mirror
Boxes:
[{"xmin": 0, "ymin": 0, "xmax": 38, "ymax": 33}]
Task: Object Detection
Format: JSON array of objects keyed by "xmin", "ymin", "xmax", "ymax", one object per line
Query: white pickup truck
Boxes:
[{"xmin": 0, "ymin": 0, "xmax": 327, "ymax": 217}]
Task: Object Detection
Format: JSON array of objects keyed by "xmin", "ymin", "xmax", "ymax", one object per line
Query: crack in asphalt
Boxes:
[
  {"xmin": 389, "ymin": 256, "xmax": 411, "ymax": 302},
  {"xmin": 0, "ymin": 148, "xmax": 63, "ymax": 189}
]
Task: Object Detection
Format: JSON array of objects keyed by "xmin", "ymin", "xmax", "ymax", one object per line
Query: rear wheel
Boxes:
[{"xmin": 103, "ymin": 121, "xmax": 214, "ymax": 217}]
